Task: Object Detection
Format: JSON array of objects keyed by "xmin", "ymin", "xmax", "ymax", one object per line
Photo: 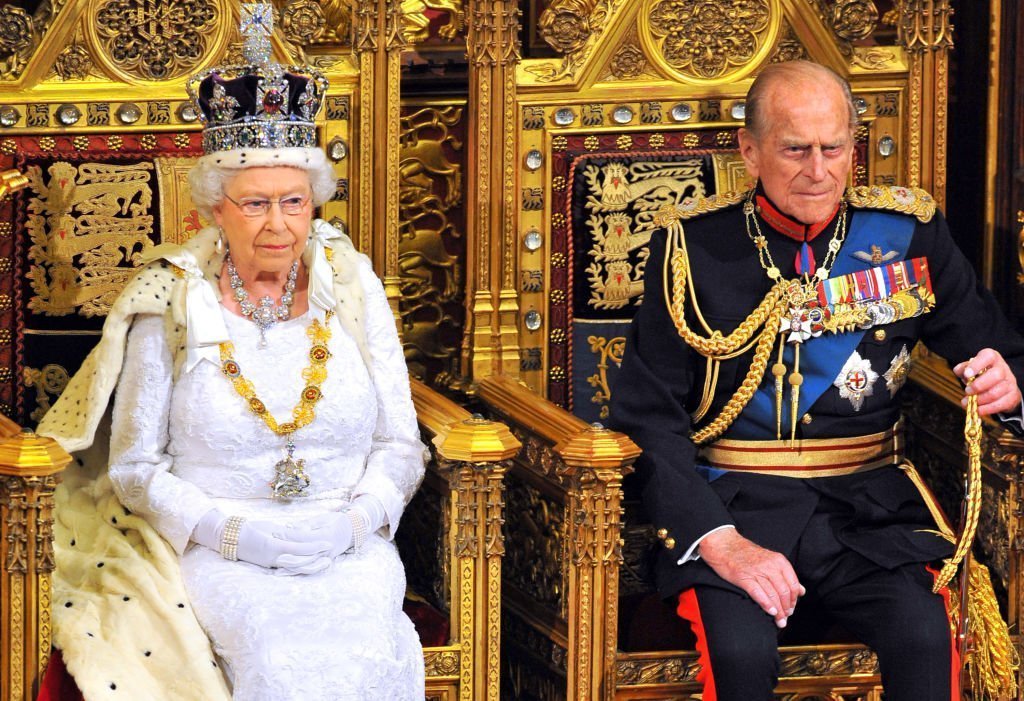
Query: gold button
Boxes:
[
  {"xmin": 664, "ymin": 537, "xmax": 676, "ymax": 550},
  {"xmin": 656, "ymin": 528, "xmax": 668, "ymax": 540},
  {"xmin": 874, "ymin": 329, "xmax": 886, "ymax": 341},
  {"xmin": 801, "ymin": 413, "xmax": 813, "ymax": 425}
]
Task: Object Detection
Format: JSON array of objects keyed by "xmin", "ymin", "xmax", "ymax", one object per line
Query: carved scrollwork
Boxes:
[
  {"xmin": 616, "ymin": 656, "xmax": 696, "ymax": 684},
  {"xmin": 91, "ymin": 0, "xmax": 220, "ymax": 81},
  {"xmin": 398, "ymin": 105, "xmax": 465, "ymax": 380},
  {"xmin": 423, "ymin": 649, "xmax": 460, "ymax": 677},
  {"xmin": 503, "ymin": 475, "xmax": 566, "ymax": 612},
  {"xmin": 779, "ymin": 647, "xmax": 880, "ymax": 676},
  {"xmin": 640, "ymin": 0, "xmax": 780, "ymax": 84}
]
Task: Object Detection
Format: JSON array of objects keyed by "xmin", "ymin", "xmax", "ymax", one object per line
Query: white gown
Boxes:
[{"xmin": 106, "ymin": 263, "xmax": 426, "ymax": 701}]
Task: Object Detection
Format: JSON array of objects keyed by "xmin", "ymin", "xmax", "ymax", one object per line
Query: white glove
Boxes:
[
  {"xmin": 192, "ymin": 509, "xmax": 332, "ymax": 574},
  {"xmin": 282, "ymin": 495, "xmax": 387, "ymax": 559}
]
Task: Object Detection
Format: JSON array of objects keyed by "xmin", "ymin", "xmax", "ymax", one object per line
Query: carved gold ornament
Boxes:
[
  {"xmin": 25, "ymin": 161, "xmax": 155, "ymax": 317},
  {"xmin": 88, "ymin": 0, "xmax": 228, "ymax": 82},
  {"xmin": 398, "ymin": 106, "xmax": 464, "ymax": 374},
  {"xmin": 403, "ymin": 0, "xmax": 464, "ymax": 43},
  {"xmin": 281, "ymin": 0, "xmax": 327, "ymax": 44},
  {"xmin": 540, "ymin": 0, "xmax": 595, "ymax": 54},
  {"xmin": 0, "ymin": 5, "xmax": 34, "ymax": 79},
  {"xmin": 53, "ymin": 44, "xmax": 94, "ymax": 81},
  {"xmin": 610, "ymin": 43, "xmax": 647, "ymax": 79},
  {"xmin": 830, "ymin": 0, "xmax": 880, "ymax": 42},
  {"xmin": 640, "ymin": 0, "xmax": 781, "ymax": 85}
]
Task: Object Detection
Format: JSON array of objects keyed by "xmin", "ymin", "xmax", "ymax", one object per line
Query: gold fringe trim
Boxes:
[{"xmin": 845, "ymin": 185, "xmax": 937, "ymax": 223}]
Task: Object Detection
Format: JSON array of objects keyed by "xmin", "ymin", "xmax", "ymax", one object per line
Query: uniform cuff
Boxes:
[{"xmin": 677, "ymin": 524, "xmax": 736, "ymax": 565}]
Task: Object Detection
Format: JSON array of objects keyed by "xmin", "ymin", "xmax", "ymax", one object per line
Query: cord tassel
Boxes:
[
  {"xmin": 772, "ymin": 333, "xmax": 787, "ymax": 439},
  {"xmin": 788, "ymin": 343, "xmax": 802, "ymax": 446}
]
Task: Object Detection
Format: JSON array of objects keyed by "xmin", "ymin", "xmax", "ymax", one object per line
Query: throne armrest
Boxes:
[
  {"xmin": 476, "ymin": 374, "xmax": 640, "ymax": 699},
  {"xmin": 407, "ymin": 378, "xmax": 519, "ymax": 701},
  {"xmin": 0, "ymin": 419, "xmax": 72, "ymax": 701}
]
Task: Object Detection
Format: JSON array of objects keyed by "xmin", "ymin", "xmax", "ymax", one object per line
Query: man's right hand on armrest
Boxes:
[{"xmin": 698, "ymin": 528, "xmax": 805, "ymax": 629}]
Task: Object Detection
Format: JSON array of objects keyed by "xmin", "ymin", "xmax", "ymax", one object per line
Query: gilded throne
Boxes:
[{"xmin": 0, "ymin": 3, "xmax": 512, "ymax": 701}]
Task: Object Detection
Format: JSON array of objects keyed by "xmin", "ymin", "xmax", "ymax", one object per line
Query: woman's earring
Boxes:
[{"xmin": 216, "ymin": 226, "xmax": 225, "ymax": 254}]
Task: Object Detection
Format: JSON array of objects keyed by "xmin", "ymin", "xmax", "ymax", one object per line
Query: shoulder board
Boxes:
[
  {"xmin": 652, "ymin": 190, "xmax": 747, "ymax": 227},
  {"xmin": 845, "ymin": 185, "xmax": 936, "ymax": 223}
]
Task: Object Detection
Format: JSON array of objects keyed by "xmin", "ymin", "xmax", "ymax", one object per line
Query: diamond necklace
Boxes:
[{"xmin": 226, "ymin": 253, "xmax": 299, "ymax": 348}]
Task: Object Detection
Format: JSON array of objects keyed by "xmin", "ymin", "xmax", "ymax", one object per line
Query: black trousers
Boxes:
[{"xmin": 675, "ymin": 499, "xmax": 957, "ymax": 701}]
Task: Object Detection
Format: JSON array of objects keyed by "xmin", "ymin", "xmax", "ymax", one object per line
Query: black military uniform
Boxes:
[{"xmin": 608, "ymin": 185, "xmax": 1024, "ymax": 700}]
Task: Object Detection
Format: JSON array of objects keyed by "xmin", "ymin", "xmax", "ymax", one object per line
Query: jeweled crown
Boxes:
[{"xmin": 185, "ymin": 3, "xmax": 328, "ymax": 155}]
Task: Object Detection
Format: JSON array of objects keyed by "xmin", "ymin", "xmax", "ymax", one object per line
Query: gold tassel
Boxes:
[
  {"xmin": 957, "ymin": 558, "xmax": 1020, "ymax": 699},
  {"xmin": 772, "ymin": 335, "xmax": 786, "ymax": 439},
  {"xmin": 788, "ymin": 343, "xmax": 802, "ymax": 445},
  {"xmin": 899, "ymin": 386, "xmax": 1019, "ymax": 699}
]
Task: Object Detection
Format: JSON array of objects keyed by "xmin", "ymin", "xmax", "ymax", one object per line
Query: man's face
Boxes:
[{"xmin": 738, "ymin": 79, "xmax": 854, "ymax": 225}]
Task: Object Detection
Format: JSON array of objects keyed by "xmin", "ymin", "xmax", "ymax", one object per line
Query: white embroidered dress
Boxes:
[{"xmin": 106, "ymin": 257, "xmax": 426, "ymax": 701}]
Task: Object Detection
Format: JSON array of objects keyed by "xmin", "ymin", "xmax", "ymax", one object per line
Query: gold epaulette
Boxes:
[
  {"xmin": 845, "ymin": 185, "xmax": 936, "ymax": 223},
  {"xmin": 653, "ymin": 190, "xmax": 747, "ymax": 227}
]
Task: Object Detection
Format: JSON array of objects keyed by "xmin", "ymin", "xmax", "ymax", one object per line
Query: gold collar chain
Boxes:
[
  {"xmin": 743, "ymin": 192, "xmax": 849, "ymax": 441},
  {"xmin": 743, "ymin": 191, "xmax": 848, "ymax": 289},
  {"xmin": 219, "ymin": 311, "xmax": 333, "ymax": 499}
]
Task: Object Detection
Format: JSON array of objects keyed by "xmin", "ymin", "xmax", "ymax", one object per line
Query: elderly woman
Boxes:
[{"xmin": 38, "ymin": 44, "xmax": 425, "ymax": 701}]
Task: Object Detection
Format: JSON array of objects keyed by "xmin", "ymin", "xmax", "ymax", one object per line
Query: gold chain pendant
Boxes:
[{"xmin": 219, "ymin": 312, "xmax": 333, "ymax": 499}]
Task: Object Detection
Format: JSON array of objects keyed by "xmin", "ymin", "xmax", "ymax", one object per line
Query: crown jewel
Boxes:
[{"xmin": 186, "ymin": 3, "xmax": 327, "ymax": 156}]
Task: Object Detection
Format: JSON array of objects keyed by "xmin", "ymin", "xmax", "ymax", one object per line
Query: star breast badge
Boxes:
[{"xmin": 834, "ymin": 351, "xmax": 879, "ymax": 412}]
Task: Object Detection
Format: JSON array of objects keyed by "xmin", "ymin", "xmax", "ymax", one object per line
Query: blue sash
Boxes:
[{"xmin": 724, "ymin": 210, "xmax": 916, "ymax": 440}]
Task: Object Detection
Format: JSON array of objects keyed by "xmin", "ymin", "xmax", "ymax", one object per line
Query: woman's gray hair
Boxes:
[{"xmin": 188, "ymin": 148, "xmax": 337, "ymax": 221}]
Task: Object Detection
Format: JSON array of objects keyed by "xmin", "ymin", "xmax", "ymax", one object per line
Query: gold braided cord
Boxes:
[
  {"xmin": 900, "ymin": 417, "xmax": 1018, "ymax": 697},
  {"xmin": 663, "ymin": 221, "xmax": 789, "ymax": 445},
  {"xmin": 933, "ymin": 391, "xmax": 982, "ymax": 591},
  {"xmin": 665, "ymin": 222, "xmax": 786, "ymax": 357},
  {"xmin": 689, "ymin": 307, "xmax": 782, "ymax": 445}
]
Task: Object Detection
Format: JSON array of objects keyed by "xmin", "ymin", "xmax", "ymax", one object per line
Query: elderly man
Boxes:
[{"xmin": 609, "ymin": 60, "xmax": 1024, "ymax": 699}]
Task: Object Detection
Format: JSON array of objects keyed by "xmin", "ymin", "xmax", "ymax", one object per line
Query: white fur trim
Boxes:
[{"xmin": 195, "ymin": 146, "xmax": 328, "ymax": 171}]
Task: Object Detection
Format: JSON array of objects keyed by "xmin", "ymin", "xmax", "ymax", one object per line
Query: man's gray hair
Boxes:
[
  {"xmin": 744, "ymin": 60, "xmax": 859, "ymax": 138},
  {"xmin": 187, "ymin": 150, "xmax": 337, "ymax": 222}
]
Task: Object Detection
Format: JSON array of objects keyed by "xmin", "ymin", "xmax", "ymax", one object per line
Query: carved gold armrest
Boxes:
[
  {"xmin": 0, "ymin": 417, "xmax": 72, "ymax": 701},
  {"xmin": 410, "ymin": 378, "xmax": 519, "ymax": 701},
  {"xmin": 476, "ymin": 374, "xmax": 640, "ymax": 700}
]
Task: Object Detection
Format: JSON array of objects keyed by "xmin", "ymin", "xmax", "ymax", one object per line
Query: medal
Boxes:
[
  {"xmin": 884, "ymin": 344, "xmax": 913, "ymax": 397},
  {"xmin": 834, "ymin": 351, "xmax": 878, "ymax": 411}
]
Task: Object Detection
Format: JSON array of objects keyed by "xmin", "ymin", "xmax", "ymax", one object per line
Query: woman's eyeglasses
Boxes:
[{"xmin": 223, "ymin": 193, "xmax": 311, "ymax": 217}]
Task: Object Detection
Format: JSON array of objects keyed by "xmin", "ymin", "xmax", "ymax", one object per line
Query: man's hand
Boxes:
[
  {"xmin": 953, "ymin": 348, "xmax": 1022, "ymax": 416},
  {"xmin": 698, "ymin": 528, "xmax": 804, "ymax": 628}
]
